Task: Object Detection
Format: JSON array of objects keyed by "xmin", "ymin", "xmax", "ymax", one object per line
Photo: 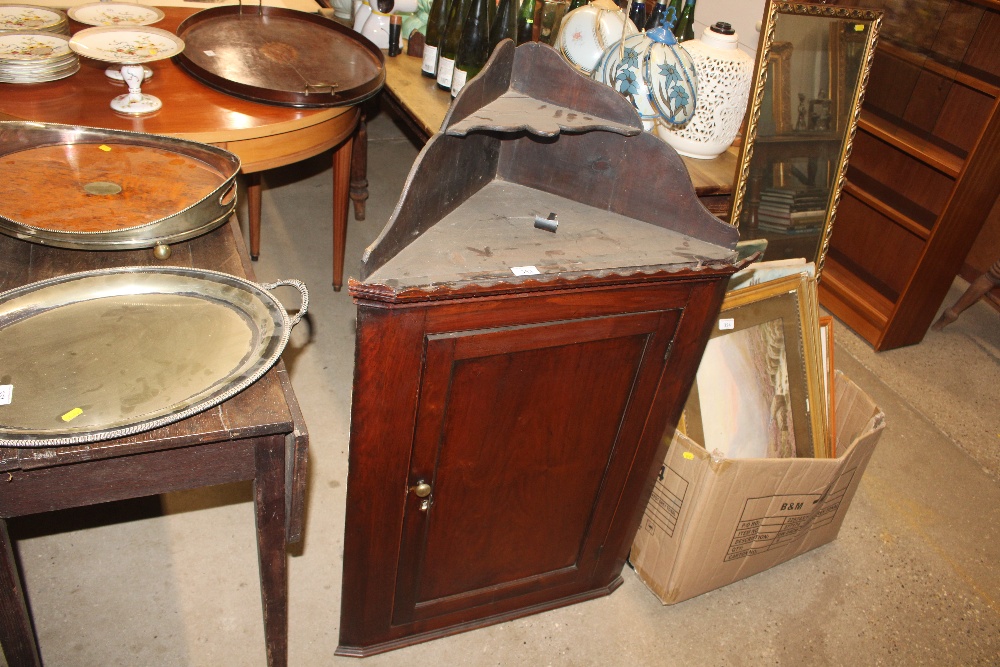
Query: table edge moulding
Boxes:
[{"xmin": 336, "ymin": 41, "xmax": 742, "ymax": 657}]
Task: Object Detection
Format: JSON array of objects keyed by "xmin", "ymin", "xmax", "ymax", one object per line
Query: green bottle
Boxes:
[
  {"xmin": 568, "ymin": 0, "xmax": 587, "ymax": 11},
  {"xmin": 436, "ymin": 0, "xmax": 474, "ymax": 91},
  {"xmin": 489, "ymin": 0, "xmax": 518, "ymax": 54},
  {"xmin": 674, "ymin": 0, "xmax": 696, "ymax": 41},
  {"xmin": 422, "ymin": 0, "xmax": 453, "ymax": 78},
  {"xmin": 516, "ymin": 0, "xmax": 536, "ymax": 44},
  {"xmin": 452, "ymin": 0, "xmax": 491, "ymax": 97}
]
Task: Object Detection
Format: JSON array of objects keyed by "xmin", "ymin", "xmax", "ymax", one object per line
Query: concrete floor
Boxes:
[{"xmin": 5, "ymin": 107, "xmax": 1000, "ymax": 666}]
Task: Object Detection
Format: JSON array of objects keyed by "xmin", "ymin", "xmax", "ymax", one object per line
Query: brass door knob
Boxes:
[{"xmin": 411, "ymin": 481, "xmax": 432, "ymax": 498}]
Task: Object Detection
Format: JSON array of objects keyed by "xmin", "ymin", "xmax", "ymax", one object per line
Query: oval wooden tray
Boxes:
[{"xmin": 173, "ymin": 5, "xmax": 385, "ymax": 108}]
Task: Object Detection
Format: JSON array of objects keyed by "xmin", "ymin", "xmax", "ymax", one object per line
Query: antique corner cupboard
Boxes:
[
  {"xmin": 337, "ymin": 42, "xmax": 741, "ymax": 656},
  {"xmin": 821, "ymin": 0, "xmax": 1000, "ymax": 350}
]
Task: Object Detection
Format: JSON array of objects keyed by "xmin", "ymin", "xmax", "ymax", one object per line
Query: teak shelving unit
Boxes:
[{"xmin": 821, "ymin": 0, "xmax": 1000, "ymax": 350}]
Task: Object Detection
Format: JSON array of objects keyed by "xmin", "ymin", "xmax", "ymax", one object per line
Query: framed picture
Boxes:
[
  {"xmin": 683, "ymin": 273, "xmax": 829, "ymax": 459},
  {"xmin": 819, "ymin": 315, "xmax": 836, "ymax": 454}
]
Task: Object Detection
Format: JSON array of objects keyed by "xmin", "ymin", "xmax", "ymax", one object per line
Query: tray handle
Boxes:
[{"xmin": 261, "ymin": 279, "xmax": 309, "ymax": 327}]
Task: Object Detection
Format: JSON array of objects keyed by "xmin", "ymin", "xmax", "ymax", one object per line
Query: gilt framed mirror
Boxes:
[{"xmin": 729, "ymin": 1, "xmax": 882, "ymax": 278}]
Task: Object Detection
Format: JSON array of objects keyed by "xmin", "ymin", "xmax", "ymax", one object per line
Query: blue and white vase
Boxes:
[{"xmin": 592, "ymin": 26, "xmax": 697, "ymax": 131}]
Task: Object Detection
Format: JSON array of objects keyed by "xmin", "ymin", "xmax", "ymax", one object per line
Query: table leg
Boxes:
[
  {"xmin": 333, "ymin": 132, "xmax": 354, "ymax": 292},
  {"xmin": 255, "ymin": 435, "xmax": 289, "ymax": 667},
  {"xmin": 247, "ymin": 172, "xmax": 263, "ymax": 261},
  {"xmin": 350, "ymin": 114, "xmax": 369, "ymax": 222},
  {"xmin": 0, "ymin": 519, "xmax": 41, "ymax": 667}
]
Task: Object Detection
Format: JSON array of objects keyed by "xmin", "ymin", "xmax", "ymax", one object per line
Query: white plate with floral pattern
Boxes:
[
  {"xmin": 69, "ymin": 25, "xmax": 183, "ymax": 64},
  {"xmin": 0, "ymin": 5, "xmax": 66, "ymax": 32},
  {"xmin": 68, "ymin": 3, "xmax": 165, "ymax": 28},
  {"xmin": 0, "ymin": 31, "xmax": 72, "ymax": 61}
]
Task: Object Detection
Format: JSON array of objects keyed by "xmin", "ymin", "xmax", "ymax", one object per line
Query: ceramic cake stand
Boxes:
[
  {"xmin": 69, "ymin": 25, "xmax": 183, "ymax": 114},
  {"xmin": 67, "ymin": 3, "xmax": 165, "ymax": 82}
]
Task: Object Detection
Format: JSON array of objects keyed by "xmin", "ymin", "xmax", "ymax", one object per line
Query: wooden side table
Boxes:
[{"xmin": 0, "ymin": 218, "xmax": 308, "ymax": 667}]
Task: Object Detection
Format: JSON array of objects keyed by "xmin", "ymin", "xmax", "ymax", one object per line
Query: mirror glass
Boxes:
[{"xmin": 729, "ymin": 2, "xmax": 882, "ymax": 276}]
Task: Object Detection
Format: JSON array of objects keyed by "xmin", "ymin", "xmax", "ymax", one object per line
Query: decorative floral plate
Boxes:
[
  {"xmin": 68, "ymin": 3, "xmax": 165, "ymax": 27},
  {"xmin": 68, "ymin": 25, "xmax": 183, "ymax": 64},
  {"xmin": 0, "ymin": 31, "xmax": 71, "ymax": 61},
  {"xmin": 0, "ymin": 5, "xmax": 65, "ymax": 32}
]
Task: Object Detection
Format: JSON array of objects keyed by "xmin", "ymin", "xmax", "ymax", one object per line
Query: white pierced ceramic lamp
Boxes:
[{"xmin": 656, "ymin": 21, "xmax": 753, "ymax": 159}]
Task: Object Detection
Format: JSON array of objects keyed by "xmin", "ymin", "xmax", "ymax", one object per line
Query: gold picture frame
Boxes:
[{"xmin": 684, "ymin": 273, "xmax": 829, "ymax": 459}]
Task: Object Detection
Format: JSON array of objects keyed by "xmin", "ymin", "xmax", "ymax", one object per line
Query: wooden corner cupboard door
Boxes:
[{"xmin": 337, "ymin": 279, "xmax": 726, "ymax": 656}]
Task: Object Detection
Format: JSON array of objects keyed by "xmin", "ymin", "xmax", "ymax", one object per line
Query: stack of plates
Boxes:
[
  {"xmin": 0, "ymin": 5, "xmax": 70, "ymax": 35},
  {"xmin": 0, "ymin": 31, "xmax": 79, "ymax": 83}
]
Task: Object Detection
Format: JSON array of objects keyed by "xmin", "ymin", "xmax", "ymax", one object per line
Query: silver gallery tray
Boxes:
[
  {"xmin": 0, "ymin": 121, "xmax": 241, "ymax": 250},
  {"xmin": 0, "ymin": 267, "xmax": 308, "ymax": 447}
]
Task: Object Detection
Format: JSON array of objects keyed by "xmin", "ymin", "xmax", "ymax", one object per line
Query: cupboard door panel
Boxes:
[{"xmin": 392, "ymin": 309, "xmax": 680, "ymax": 624}]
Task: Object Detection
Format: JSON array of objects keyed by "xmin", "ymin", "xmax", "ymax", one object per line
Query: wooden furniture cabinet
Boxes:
[
  {"xmin": 820, "ymin": 0, "xmax": 1000, "ymax": 350},
  {"xmin": 336, "ymin": 42, "xmax": 740, "ymax": 656}
]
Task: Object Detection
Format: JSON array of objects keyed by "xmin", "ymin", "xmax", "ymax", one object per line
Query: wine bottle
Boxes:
[
  {"xmin": 452, "ymin": 0, "xmax": 491, "ymax": 97},
  {"xmin": 627, "ymin": 0, "xmax": 646, "ymax": 33},
  {"xmin": 489, "ymin": 0, "xmax": 517, "ymax": 54},
  {"xmin": 422, "ymin": 0, "xmax": 452, "ymax": 78},
  {"xmin": 644, "ymin": 0, "xmax": 664, "ymax": 29},
  {"xmin": 647, "ymin": 0, "xmax": 681, "ymax": 31},
  {"xmin": 674, "ymin": 0, "xmax": 695, "ymax": 41},
  {"xmin": 437, "ymin": 0, "xmax": 474, "ymax": 91},
  {"xmin": 516, "ymin": 0, "xmax": 535, "ymax": 44}
]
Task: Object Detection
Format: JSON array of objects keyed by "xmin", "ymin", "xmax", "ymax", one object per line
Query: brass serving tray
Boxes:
[
  {"xmin": 0, "ymin": 121, "xmax": 240, "ymax": 250},
  {"xmin": 0, "ymin": 267, "xmax": 308, "ymax": 447},
  {"xmin": 173, "ymin": 4, "xmax": 385, "ymax": 108}
]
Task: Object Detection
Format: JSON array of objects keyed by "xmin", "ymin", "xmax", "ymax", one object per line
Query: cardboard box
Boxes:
[{"xmin": 630, "ymin": 371, "xmax": 885, "ymax": 605}]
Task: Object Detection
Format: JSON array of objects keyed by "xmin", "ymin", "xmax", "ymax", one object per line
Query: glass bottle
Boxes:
[
  {"xmin": 568, "ymin": 0, "xmax": 587, "ymax": 10},
  {"xmin": 437, "ymin": 0, "xmax": 474, "ymax": 91},
  {"xmin": 422, "ymin": 0, "xmax": 452, "ymax": 78},
  {"xmin": 674, "ymin": 0, "xmax": 695, "ymax": 41},
  {"xmin": 452, "ymin": 0, "xmax": 491, "ymax": 97},
  {"xmin": 516, "ymin": 0, "xmax": 536, "ymax": 44},
  {"xmin": 489, "ymin": 0, "xmax": 517, "ymax": 53},
  {"xmin": 627, "ymin": 0, "xmax": 646, "ymax": 33},
  {"xmin": 648, "ymin": 0, "xmax": 681, "ymax": 31}
]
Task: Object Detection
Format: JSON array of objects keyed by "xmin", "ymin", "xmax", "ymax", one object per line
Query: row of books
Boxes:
[{"xmin": 756, "ymin": 187, "xmax": 827, "ymax": 234}]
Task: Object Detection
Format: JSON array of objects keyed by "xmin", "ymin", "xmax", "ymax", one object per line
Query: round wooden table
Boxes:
[{"xmin": 0, "ymin": 7, "xmax": 364, "ymax": 290}]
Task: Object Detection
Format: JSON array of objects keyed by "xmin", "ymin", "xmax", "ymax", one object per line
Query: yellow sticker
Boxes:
[
  {"xmin": 853, "ymin": 23, "xmax": 865, "ymax": 31},
  {"xmin": 683, "ymin": 451, "xmax": 694, "ymax": 460},
  {"xmin": 61, "ymin": 408, "xmax": 83, "ymax": 422},
  {"xmin": 99, "ymin": 145, "xmax": 111, "ymax": 152}
]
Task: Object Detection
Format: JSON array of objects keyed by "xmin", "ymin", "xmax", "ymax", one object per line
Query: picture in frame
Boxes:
[{"xmin": 683, "ymin": 273, "xmax": 829, "ymax": 459}]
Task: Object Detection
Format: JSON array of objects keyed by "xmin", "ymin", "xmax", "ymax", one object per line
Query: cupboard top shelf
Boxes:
[{"xmin": 361, "ymin": 180, "xmax": 737, "ymax": 298}]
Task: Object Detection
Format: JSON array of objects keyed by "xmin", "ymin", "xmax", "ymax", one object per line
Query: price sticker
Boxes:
[
  {"xmin": 0, "ymin": 385, "xmax": 11, "ymax": 406},
  {"xmin": 719, "ymin": 318, "xmax": 735, "ymax": 330},
  {"xmin": 204, "ymin": 50, "xmax": 216, "ymax": 57},
  {"xmin": 511, "ymin": 265, "xmax": 541, "ymax": 276}
]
